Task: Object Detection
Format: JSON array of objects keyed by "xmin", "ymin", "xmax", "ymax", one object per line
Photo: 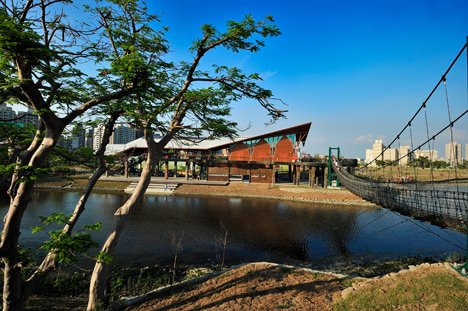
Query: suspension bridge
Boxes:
[{"xmin": 330, "ymin": 38, "xmax": 468, "ymax": 233}]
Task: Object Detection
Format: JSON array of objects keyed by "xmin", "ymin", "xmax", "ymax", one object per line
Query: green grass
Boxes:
[{"xmin": 333, "ymin": 270, "xmax": 468, "ymax": 310}]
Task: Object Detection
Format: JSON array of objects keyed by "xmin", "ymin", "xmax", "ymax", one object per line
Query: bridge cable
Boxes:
[
  {"xmin": 366, "ymin": 42, "xmax": 467, "ymax": 167},
  {"xmin": 443, "ymin": 78, "xmax": 459, "ymax": 188},
  {"xmin": 388, "ymin": 209, "xmax": 466, "ymax": 251}
]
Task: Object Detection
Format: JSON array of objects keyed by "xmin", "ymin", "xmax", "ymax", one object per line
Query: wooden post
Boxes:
[
  {"xmin": 124, "ymin": 160, "xmax": 128, "ymax": 178},
  {"xmin": 308, "ymin": 166, "xmax": 314, "ymax": 187},
  {"xmin": 174, "ymin": 161, "xmax": 177, "ymax": 178},
  {"xmin": 296, "ymin": 165, "xmax": 300, "ymax": 186},
  {"xmin": 323, "ymin": 166, "xmax": 328, "ymax": 188},
  {"xmin": 185, "ymin": 161, "xmax": 189, "ymax": 180},
  {"xmin": 271, "ymin": 164, "xmax": 276, "ymax": 186},
  {"xmin": 293, "ymin": 165, "xmax": 297, "ymax": 185},
  {"xmin": 165, "ymin": 160, "xmax": 169, "ymax": 180},
  {"xmin": 288, "ymin": 165, "xmax": 292, "ymax": 182}
]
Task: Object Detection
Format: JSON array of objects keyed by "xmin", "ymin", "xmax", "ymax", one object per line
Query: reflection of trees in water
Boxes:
[
  {"xmin": 11, "ymin": 193, "xmax": 361, "ymax": 263},
  {"xmin": 201, "ymin": 199, "xmax": 359, "ymax": 261}
]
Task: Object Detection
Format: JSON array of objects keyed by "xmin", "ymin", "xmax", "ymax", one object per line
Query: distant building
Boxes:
[
  {"xmin": 17, "ymin": 108, "xmax": 38, "ymax": 125},
  {"xmin": 398, "ymin": 145, "xmax": 411, "ymax": 165},
  {"xmin": 0, "ymin": 104, "xmax": 16, "ymax": 121},
  {"xmin": 93, "ymin": 124, "xmax": 106, "ymax": 151},
  {"xmin": 372, "ymin": 140, "xmax": 384, "ymax": 162},
  {"xmin": 86, "ymin": 128, "xmax": 94, "ymax": 148},
  {"xmin": 414, "ymin": 149, "xmax": 438, "ymax": 160},
  {"xmin": 365, "ymin": 149, "xmax": 373, "ymax": 164},
  {"xmin": 365, "ymin": 141, "xmax": 412, "ymax": 166},
  {"xmin": 383, "ymin": 148, "xmax": 398, "ymax": 161},
  {"xmin": 93, "ymin": 123, "xmax": 139, "ymax": 151},
  {"xmin": 445, "ymin": 142, "xmax": 462, "ymax": 166},
  {"xmin": 111, "ymin": 124, "xmax": 137, "ymax": 145},
  {"xmin": 70, "ymin": 124, "xmax": 86, "ymax": 149}
]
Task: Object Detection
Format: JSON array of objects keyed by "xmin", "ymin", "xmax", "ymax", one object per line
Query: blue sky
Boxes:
[{"xmin": 144, "ymin": 0, "xmax": 468, "ymax": 159}]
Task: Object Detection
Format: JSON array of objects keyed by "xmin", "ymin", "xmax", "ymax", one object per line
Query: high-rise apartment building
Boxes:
[
  {"xmin": 372, "ymin": 140, "xmax": 384, "ymax": 162},
  {"xmin": 398, "ymin": 145, "xmax": 411, "ymax": 165},
  {"xmin": 445, "ymin": 142, "xmax": 462, "ymax": 166},
  {"xmin": 384, "ymin": 148, "xmax": 398, "ymax": 161},
  {"xmin": 111, "ymin": 124, "xmax": 137, "ymax": 144},
  {"xmin": 414, "ymin": 149, "xmax": 438, "ymax": 160},
  {"xmin": 93, "ymin": 123, "xmax": 138, "ymax": 150},
  {"xmin": 17, "ymin": 108, "xmax": 38, "ymax": 125},
  {"xmin": 70, "ymin": 124, "xmax": 86, "ymax": 149},
  {"xmin": 0, "ymin": 104, "xmax": 16, "ymax": 121}
]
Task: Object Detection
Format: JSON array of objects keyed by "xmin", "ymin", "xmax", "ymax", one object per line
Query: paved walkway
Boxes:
[
  {"xmin": 99, "ymin": 176, "xmax": 302, "ymax": 187},
  {"xmin": 99, "ymin": 175, "xmax": 229, "ymax": 185}
]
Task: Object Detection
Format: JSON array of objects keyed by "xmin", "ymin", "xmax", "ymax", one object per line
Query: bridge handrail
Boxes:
[{"xmin": 331, "ymin": 157, "xmax": 467, "ymax": 229}]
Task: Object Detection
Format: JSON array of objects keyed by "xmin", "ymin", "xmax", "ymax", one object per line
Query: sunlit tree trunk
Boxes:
[
  {"xmin": 87, "ymin": 127, "xmax": 165, "ymax": 310},
  {"xmin": 19, "ymin": 113, "xmax": 121, "ymax": 306}
]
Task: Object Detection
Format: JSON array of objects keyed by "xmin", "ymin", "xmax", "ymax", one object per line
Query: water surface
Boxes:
[{"xmin": 0, "ymin": 191, "xmax": 465, "ymax": 267}]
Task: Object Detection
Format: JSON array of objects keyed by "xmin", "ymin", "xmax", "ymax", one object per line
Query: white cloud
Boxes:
[{"xmin": 260, "ymin": 70, "xmax": 278, "ymax": 80}]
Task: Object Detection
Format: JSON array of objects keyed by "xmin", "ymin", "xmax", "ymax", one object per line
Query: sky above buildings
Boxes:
[
  {"xmin": 8, "ymin": 0, "xmax": 467, "ymax": 158},
  {"xmin": 143, "ymin": 0, "xmax": 468, "ymax": 159}
]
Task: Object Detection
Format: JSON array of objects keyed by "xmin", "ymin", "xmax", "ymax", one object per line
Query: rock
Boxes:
[{"xmin": 341, "ymin": 287, "xmax": 355, "ymax": 299}]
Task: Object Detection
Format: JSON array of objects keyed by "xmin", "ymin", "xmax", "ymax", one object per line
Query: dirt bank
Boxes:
[
  {"xmin": 175, "ymin": 183, "xmax": 375, "ymax": 207},
  {"xmin": 121, "ymin": 262, "xmax": 468, "ymax": 311}
]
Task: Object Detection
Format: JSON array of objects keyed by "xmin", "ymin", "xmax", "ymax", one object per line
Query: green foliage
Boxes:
[
  {"xmin": 433, "ymin": 160, "xmax": 449, "ymax": 169},
  {"xmin": 95, "ymin": 251, "xmax": 115, "ymax": 264},
  {"xmin": 32, "ymin": 213, "xmax": 101, "ymax": 265},
  {"xmin": 408, "ymin": 156, "xmax": 431, "ymax": 169},
  {"xmin": 16, "ymin": 165, "xmax": 50, "ymax": 183}
]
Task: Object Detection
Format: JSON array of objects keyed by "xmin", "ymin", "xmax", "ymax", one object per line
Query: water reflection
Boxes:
[{"xmin": 0, "ymin": 191, "xmax": 465, "ymax": 267}]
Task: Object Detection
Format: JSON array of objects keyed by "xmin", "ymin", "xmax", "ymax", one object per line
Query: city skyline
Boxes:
[
  {"xmin": 365, "ymin": 139, "xmax": 466, "ymax": 165},
  {"xmin": 3, "ymin": 0, "xmax": 468, "ymax": 159}
]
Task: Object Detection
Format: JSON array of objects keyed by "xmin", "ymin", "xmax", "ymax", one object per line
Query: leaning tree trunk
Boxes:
[
  {"xmin": 87, "ymin": 128, "xmax": 164, "ymax": 310},
  {"xmin": 1, "ymin": 129, "xmax": 60, "ymax": 311},
  {"xmin": 19, "ymin": 113, "xmax": 121, "ymax": 305}
]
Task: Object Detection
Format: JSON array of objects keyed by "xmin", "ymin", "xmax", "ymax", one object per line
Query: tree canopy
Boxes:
[{"xmin": 0, "ymin": 1, "xmax": 284, "ymax": 310}]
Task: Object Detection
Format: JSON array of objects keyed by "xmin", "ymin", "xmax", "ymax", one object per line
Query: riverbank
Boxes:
[
  {"xmin": 120, "ymin": 261, "xmax": 468, "ymax": 311},
  {"xmin": 22, "ymin": 256, "xmax": 468, "ymax": 311},
  {"xmin": 36, "ymin": 175, "xmax": 376, "ymax": 207}
]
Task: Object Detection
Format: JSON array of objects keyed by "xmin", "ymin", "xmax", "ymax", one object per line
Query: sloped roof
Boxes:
[{"xmin": 116, "ymin": 122, "xmax": 312, "ymax": 154}]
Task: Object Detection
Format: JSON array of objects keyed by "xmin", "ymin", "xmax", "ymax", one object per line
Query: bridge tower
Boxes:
[{"xmin": 328, "ymin": 147, "xmax": 340, "ymax": 187}]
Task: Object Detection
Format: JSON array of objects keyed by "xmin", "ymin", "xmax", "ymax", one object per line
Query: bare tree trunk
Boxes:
[
  {"xmin": 87, "ymin": 128, "xmax": 163, "ymax": 310},
  {"xmin": 19, "ymin": 113, "xmax": 121, "ymax": 305}
]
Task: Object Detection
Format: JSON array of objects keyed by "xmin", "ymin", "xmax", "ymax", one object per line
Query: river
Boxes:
[{"xmin": 0, "ymin": 190, "xmax": 465, "ymax": 268}]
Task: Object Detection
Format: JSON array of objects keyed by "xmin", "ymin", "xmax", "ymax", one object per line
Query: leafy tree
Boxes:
[
  {"xmin": 0, "ymin": 0, "xmax": 144, "ymax": 309},
  {"xmin": 408, "ymin": 156, "xmax": 431, "ymax": 169},
  {"xmin": 433, "ymin": 159, "xmax": 449, "ymax": 169},
  {"xmin": 375, "ymin": 160, "xmax": 385, "ymax": 167},
  {"xmin": 0, "ymin": 1, "xmax": 284, "ymax": 311},
  {"xmin": 85, "ymin": 2, "xmax": 284, "ymax": 309}
]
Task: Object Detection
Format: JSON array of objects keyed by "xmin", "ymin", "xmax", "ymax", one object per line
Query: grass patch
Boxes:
[{"xmin": 333, "ymin": 270, "xmax": 468, "ymax": 310}]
